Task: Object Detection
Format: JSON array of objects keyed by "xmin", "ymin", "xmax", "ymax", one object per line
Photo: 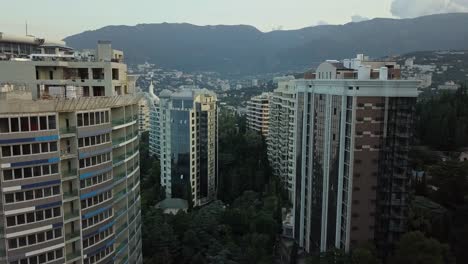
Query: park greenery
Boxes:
[
  {"xmin": 139, "ymin": 109, "xmax": 287, "ymax": 264},
  {"xmin": 137, "ymin": 86, "xmax": 468, "ymax": 263}
]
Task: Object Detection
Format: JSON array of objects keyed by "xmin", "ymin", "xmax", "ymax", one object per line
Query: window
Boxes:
[
  {"xmin": 77, "ymin": 114, "xmax": 83, "ymax": 127},
  {"xmin": 84, "ymin": 113, "xmax": 89, "ymax": 126},
  {"xmin": 10, "ymin": 118, "xmax": 19, "ymax": 132},
  {"xmin": 20, "ymin": 117, "xmax": 29, "ymax": 131},
  {"xmin": 2, "ymin": 146, "xmax": 11, "ymax": 157},
  {"xmin": 48, "ymin": 115, "xmax": 56, "ymax": 129},
  {"xmin": 39, "ymin": 116, "xmax": 47, "ymax": 130},
  {"xmin": 0, "ymin": 118, "xmax": 9, "ymax": 133},
  {"xmin": 30, "ymin": 116, "xmax": 38, "ymax": 131},
  {"xmin": 22, "ymin": 144, "xmax": 31, "ymax": 155}
]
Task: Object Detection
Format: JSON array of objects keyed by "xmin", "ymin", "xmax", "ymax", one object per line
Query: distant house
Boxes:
[
  {"xmin": 459, "ymin": 150, "xmax": 468, "ymax": 162},
  {"xmin": 156, "ymin": 198, "xmax": 189, "ymax": 215}
]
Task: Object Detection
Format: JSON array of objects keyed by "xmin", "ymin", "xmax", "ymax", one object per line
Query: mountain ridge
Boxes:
[{"xmin": 64, "ymin": 13, "xmax": 468, "ymax": 75}]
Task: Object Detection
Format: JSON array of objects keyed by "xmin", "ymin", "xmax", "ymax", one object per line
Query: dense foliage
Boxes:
[
  {"xmin": 139, "ymin": 111, "xmax": 287, "ymax": 263},
  {"xmin": 416, "ymin": 87, "xmax": 468, "ymax": 150}
]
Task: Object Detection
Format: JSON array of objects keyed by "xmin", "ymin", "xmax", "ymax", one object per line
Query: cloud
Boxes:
[
  {"xmin": 391, "ymin": 0, "xmax": 468, "ymax": 18},
  {"xmin": 351, "ymin": 15, "xmax": 369, "ymax": 22}
]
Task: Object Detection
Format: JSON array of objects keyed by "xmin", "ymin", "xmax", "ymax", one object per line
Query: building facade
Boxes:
[
  {"xmin": 0, "ymin": 40, "xmax": 142, "ymax": 264},
  {"xmin": 269, "ymin": 56, "xmax": 418, "ymax": 255},
  {"xmin": 137, "ymin": 81, "xmax": 158, "ymax": 134},
  {"xmin": 267, "ymin": 83, "xmax": 298, "ymax": 200},
  {"xmin": 246, "ymin": 93, "xmax": 271, "ymax": 137},
  {"xmin": 151, "ymin": 89, "xmax": 218, "ymax": 207}
]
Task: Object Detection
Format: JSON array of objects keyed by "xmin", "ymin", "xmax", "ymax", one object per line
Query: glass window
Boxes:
[
  {"xmin": 22, "ymin": 144, "xmax": 31, "ymax": 155},
  {"xmin": 51, "ymin": 164, "xmax": 58, "ymax": 174},
  {"xmin": 17, "ymin": 214, "xmax": 25, "ymax": 225},
  {"xmin": 12, "ymin": 145, "xmax": 20, "ymax": 155},
  {"xmin": 78, "ymin": 138, "xmax": 83, "ymax": 147},
  {"xmin": 2, "ymin": 146, "xmax": 11, "ymax": 157},
  {"xmin": 37, "ymin": 233, "xmax": 45, "ymax": 243},
  {"xmin": 42, "ymin": 165, "xmax": 50, "ymax": 175},
  {"xmin": 25, "ymin": 190, "xmax": 34, "ymax": 200},
  {"xmin": 3, "ymin": 169, "xmax": 13, "ymax": 181},
  {"xmin": 50, "ymin": 142, "xmax": 57, "ymax": 152},
  {"xmin": 35, "ymin": 189, "xmax": 43, "ymax": 199},
  {"xmin": 24, "ymin": 167, "xmax": 32, "ymax": 178},
  {"xmin": 15, "ymin": 192, "xmax": 24, "ymax": 202},
  {"xmin": 20, "ymin": 117, "xmax": 29, "ymax": 131},
  {"xmin": 10, "ymin": 118, "xmax": 19, "ymax": 132},
  {"xmin": 27, "ymin": 212, "xmax": 35, "ymax": 223},
  {"xmin": 32, "ymin": 143, "xmax": 40, "ymax": 154},
  {"xmin": 77, "ymin": 114, "xmax": 83, "ymax": 127},
  {"xmin": 7, "ymin": 216, "xmax": 15, "ymax": 226},
  {"xmin": 36, "ymin": 211, "xmax": 43, "ymax": 221},
  {"xmin": 44, "ymin": 187, "xmax": 51, "ymax": 197},
  {"xmin": 41, "ymin": 142, "xmax": 49, "ymax": 153},
  {"xmin": 0, "ymin": 118, "xmax": 9, "ymax": 133},
  {"xmin": 28, "ymin": 234, "xmax": 36, "ymax": 245},
  {"xmin": 30, "ymin": 116, "xmax": 39, "ymax": 131},
  {"xmin": 33, "ymin": 166, "xmax": 41, "ymax": 176},
  {"xmin": 48, "ymin": 116, "xmax": 56, "ymax": 129},
  {"xmin": 84, "ymin": 113, "xmax": 89, "ymax": 126},
  {"xmin": 90, "ymin": 112, "xmax": 95, "ymax": 125},
  {"xmin": 5, "ymin": 193, "xmax": 14, "ymax": 203},
  {"xmin": 39, "ymin": 116, "xmax": 47, "ymax": 130},
  {"xmin": 18, "ymin": 237, "xmax": 26, "ymax": 247},
  {"xmin": 9, "ymin": 238, "xmax": 18, "ymax": 249}
]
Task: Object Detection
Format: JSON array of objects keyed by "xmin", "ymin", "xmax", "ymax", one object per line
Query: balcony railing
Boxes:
[
  {"xmin": 112, "ymin": 118, "xmax": 126, "ymax": 126},
  {"xmin": 60, "ymin": 126, "xmax": 76, "ymax": 134},
  {"xmin": 65, "ymin": 231, "xmax": 80, "ymax": 240},
  {"xmin": 64, "ymin": 210, "xmax": 80, "ymax": 221},
  {"xmin": 66, "ymin": 251, "xmax": 81, "ymax": 261},
  {"xmin": 113, "ymin": 154, "xmax": 126, "ymax": 164},
  {"xmin": 62, "ymin": 169, "xmax": 77, "ymax": 178},
  {"xmin": 63, "ymin": 190, "xmax": 78, "ymax": 200},
  {"xmin": 114, "ymin": 172, "xmax": 126, "ymax": 182}
]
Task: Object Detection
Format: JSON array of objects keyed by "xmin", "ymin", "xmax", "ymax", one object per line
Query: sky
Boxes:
[{"xmin": 1, "ymin": 0, "xmax": 468, "ymax": 40}]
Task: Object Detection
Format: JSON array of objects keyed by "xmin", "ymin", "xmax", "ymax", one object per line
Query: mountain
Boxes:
[{"xmin": 64, "ymin": 13, "xmax": 468, "ymax": 75}]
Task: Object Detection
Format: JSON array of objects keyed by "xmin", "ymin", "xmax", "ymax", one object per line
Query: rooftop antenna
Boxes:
[{"xmin": 25, "ymin": 21, "xmax": 29, "ymax": 36}]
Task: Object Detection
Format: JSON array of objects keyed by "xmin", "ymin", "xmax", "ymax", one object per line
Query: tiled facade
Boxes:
[{"xmin": 0, "ymin": 41, "xmax": 142, "ymax": 264}]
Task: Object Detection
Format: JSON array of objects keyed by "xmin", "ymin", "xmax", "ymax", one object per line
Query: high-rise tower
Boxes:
[
  {"xmin": 0, "ymin": 39, "xmax": 142, "ymax": 264},
  {"xmin": 151, "ymin": 89, "xmax": 218, "ymax": 207}
]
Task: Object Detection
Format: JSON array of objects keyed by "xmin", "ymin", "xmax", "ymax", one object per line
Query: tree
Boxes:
[
  {"xmin": 390, "ymin": 231, "xmax": 454, "ymax": 264},
  {"xmin": 429, "ymin": 161, "xmax": 468, "ymax": 207}
]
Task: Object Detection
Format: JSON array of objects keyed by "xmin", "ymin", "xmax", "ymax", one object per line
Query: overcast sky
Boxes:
[{"xmin": 1, "ymin": 0, "xmax": 468, "ymax": 40}]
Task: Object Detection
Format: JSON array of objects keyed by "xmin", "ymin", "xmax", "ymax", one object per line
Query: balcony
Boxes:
[
  {"xmin": 112, "ymin": 118, "xmax": 126, "ymax": 126},
  {"xmin": 113, "ymin": 154, "xmax": 126, "ymax": 165},
  {"xmin": 61, "ymin": 169, "xmax": 78, "ymax": 180},
  {"xmin": 60, "ymin": 150, "xmax": 77, "ymax": 160},
  {"xmin": 115, "ymin": 222, "xmax": 128, "ymax": 237},
  {"xmin": 66, "ymin": 251, "xmax": 81, "ymax": 263},
  {"xmin": 64, "ymin": 210, "xmax": 80, "ymax": 221},
  {"xmin": 113, "ymin": 136, "xmax": 127, "ymax": 147},
  {"xmin": 63, "ymin": 190, "xmax": 79, "ymax": 201},
  {"xmin": 114, "ymin": 189, "xmax": 127, "ymax": 202},
  {"xmin": 65, "ymin": 231, "xmax": 81, "ymax": 241},
  {"xmin": 60, "ymin": 126, "xmax": 76, "ymax": 136},
  {"xmin": 114, "ymin": 172, "xmax": 127, "ymax": 182}
]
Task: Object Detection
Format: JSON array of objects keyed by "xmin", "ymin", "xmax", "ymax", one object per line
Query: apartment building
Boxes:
[
  {"xmin": 137, "ymin": 81, "xmax": 158, "ymax": 134},
  {"xmin": 246, "ymin": 93, "xmax": 271, "ymax": 137},
  {"xmin": 267, "ymin": 83, "xmax": 298, "ymax": 200},
  {"xmin": 0, "ymin": 40, "xmax": 142, "ymax": 264},
  {"xmin": 269, "ymin": 55, "xmax": 418, "ymax": 255},
  {"xmin": 151, "ymin": 89, "xmax": 218, "ymax": 207}
]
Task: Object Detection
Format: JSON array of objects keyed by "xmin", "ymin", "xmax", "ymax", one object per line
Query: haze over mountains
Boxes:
[{"xmin": 64, "ymin": 13, "xmax": 468, "ymax": 75}]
